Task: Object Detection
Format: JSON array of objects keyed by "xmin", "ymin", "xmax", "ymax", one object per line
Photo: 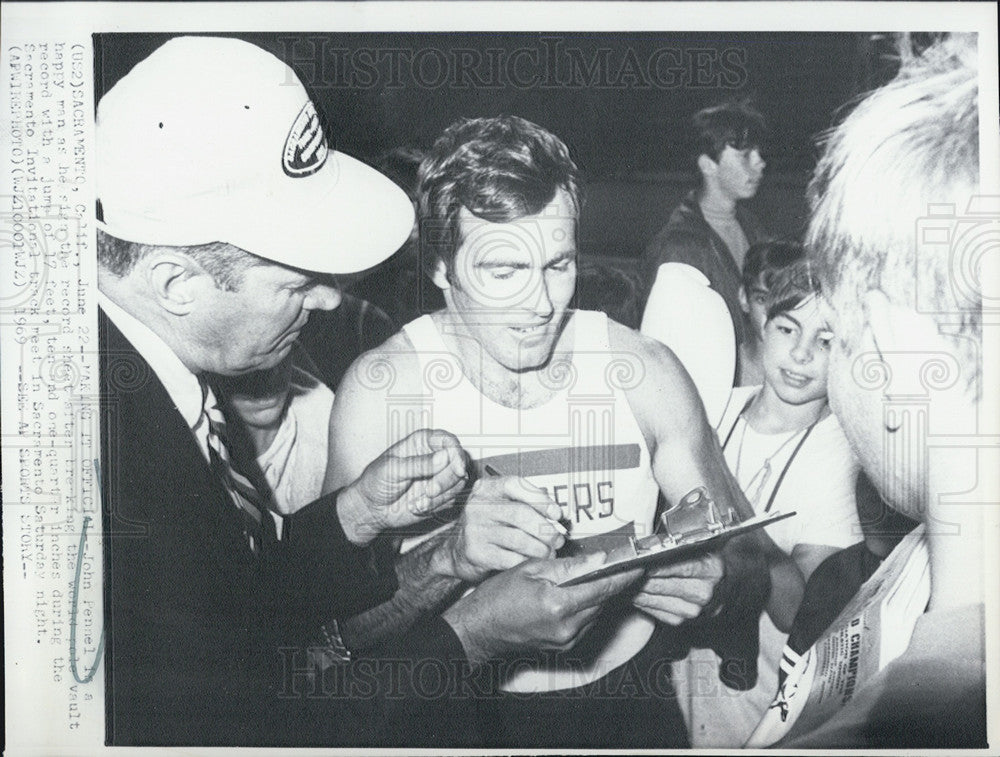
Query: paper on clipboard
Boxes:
[{"xmin": 558, "ymin": 509, "xmax": 796, "ymax": 587}]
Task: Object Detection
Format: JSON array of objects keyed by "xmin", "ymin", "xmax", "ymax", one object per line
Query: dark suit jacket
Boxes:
[{"xmin": 99, "ymin": 308, "xmax": 474, "ymax": 746}]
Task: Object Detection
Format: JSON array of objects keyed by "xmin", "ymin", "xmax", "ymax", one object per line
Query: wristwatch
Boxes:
[{"xmin": 318, "ymin": 618, "xmax": 352, "ymax": 663}]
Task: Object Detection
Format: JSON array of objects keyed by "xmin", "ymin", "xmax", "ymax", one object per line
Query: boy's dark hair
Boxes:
[
  {"xmin": 742, "ymin": 240, "xmax": 805, "ymax": 292},
  {"xmin": 765, "ymin": 258, "xmax": 821, "ymax": 321},
  {"xmin": 692, "ymin": 102, "xmax": 769, "ymax": 165}
]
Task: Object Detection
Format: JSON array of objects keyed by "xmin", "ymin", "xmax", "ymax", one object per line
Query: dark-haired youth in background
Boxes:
[{"xmin": 641, "ymin": 102, "xmax": 770, "ymax": 384}]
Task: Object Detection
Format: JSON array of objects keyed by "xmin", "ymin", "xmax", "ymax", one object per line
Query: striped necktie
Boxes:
[{"xmin": 200, "ymin": 382, "xmax": 271, "ymax": 556}]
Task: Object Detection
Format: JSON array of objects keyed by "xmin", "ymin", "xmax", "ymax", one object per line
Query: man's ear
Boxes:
[
  {"xmin": 697, "ymin": 153, "xmax": 717, "ymax": 179},
  {"xmin": 431, "ymin": 259, "xmax": 451, "ymax": 291},
  {"xmin": 738, "ymin": 286, "xmax": 750, "ymax": 314},
  {"xmin": 145, "ymin": 252, "xmax": 208, "ymax": 316}
]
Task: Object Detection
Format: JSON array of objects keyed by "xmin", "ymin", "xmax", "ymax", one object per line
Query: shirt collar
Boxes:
[{"xmin": 99, "ymin": 293, "xmax": 205, "ymax": 430}]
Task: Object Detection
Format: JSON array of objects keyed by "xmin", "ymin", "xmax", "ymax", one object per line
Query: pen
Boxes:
[{"xmin": 482, "ymin": 463, "xmax": 569, "ymax": 537}]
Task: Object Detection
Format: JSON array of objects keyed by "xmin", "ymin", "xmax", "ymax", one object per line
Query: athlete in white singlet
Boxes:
[
  {"xmin": 327, "ymin": 116, "xmax": 782, "ymax": 747},
  {"xmin": 402, "ymin": 309, "xmax": 659, "ymax": 693}
]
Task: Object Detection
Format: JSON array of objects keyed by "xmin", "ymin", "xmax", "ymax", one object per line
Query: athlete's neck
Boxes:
[{"xmin": 434, "ymin": 311, "xmax": 576, "ymax": 411}]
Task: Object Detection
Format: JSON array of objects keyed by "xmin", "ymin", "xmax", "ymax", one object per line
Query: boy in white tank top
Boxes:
[{"xmin": 327, "ymin": 116, "xmax": 783, "ymax": 747}]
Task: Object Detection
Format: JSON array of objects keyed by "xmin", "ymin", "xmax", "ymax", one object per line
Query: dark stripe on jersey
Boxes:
[{"xmin": 477, "ymin": 443, "xmax": 641, "ymax": 478}]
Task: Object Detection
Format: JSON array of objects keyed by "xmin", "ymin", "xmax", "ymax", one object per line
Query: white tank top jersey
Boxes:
[{"xmin": 401, "ymin": 310, "xmax": 660, "ymax": 693}]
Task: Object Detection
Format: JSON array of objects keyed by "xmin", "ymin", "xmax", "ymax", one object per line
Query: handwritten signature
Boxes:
[{"xmin": 68, "ymin": 460, "xmax": 105, "ymax": 684}]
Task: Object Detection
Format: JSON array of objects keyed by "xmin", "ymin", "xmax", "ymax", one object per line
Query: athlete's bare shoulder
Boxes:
[
  {"xmin": 604, "ymin": 318, "xmax": 706, "ymax": 439},
  {"xmin": 336, "ymin": 327, "xmax": 424, "ymax": 399},
  {"xmin": 328, "ymin": 327, "xmax": 427, "ymax": 487},
  {"xmin": 605, "ymin": 319, "xmax": 692, "ymax": 390}
]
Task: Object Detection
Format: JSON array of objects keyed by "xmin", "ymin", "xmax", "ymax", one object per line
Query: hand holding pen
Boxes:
[
  {"xmin": 436, "ymin": 463, "xmax": 568, "ymax": 584},
  {"xmin": 483, "ymin": 464, "xmax": 569, "ymax": 537}
]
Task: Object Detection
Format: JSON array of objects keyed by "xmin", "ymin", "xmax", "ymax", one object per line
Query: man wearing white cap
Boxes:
[{"xmin": 98, "ymin": 36, "xmax": 641, "ymax": 746}]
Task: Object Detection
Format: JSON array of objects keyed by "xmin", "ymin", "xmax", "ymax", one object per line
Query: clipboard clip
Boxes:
[{"xmin": 657, "ymin": 486, "xmax": 737, "ymax": 544}]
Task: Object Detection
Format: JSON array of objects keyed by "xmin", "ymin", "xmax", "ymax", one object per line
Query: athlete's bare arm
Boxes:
[
  {"xmin": 325, "ymin": 331, "xmax": 423, "ymax": 492},
  {"xmin": 326, "ymin": 334, "xmax": 562, "ymax": 650},
  {"xmin": 322, "ymin": 336, "xmax": 457, "ymax": 648},
  {"xmin": 609, "ymin": 322, "xmax": 795, "ymax": 627}
]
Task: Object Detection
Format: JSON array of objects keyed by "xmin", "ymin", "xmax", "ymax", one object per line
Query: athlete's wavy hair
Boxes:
[{"xmin": 416, "ymin": 115, "xmax": 582, "ymax": 279}]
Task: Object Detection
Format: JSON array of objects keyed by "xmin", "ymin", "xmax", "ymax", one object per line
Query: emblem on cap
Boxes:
[{"xmin": 283, "ymin": 102, "xmax": 328, "ymax": 177}]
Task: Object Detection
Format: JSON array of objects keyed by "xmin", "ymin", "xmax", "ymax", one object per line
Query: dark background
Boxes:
[
  {"xmin": 94, "ymin": 32, "xmax": 904, "ymax": 175},
  {"xmin": 94, "ymin": 31, "xmax": 915, "ymax": 324}
]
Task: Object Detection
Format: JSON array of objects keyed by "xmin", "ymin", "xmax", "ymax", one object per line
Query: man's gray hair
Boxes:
[
  {"xmin": 807, "ymin": 34, "xmax": 981, "ymax": 389},
  {"xmin": 97, "ymin": 229, "xmax": 265, "ymax": 291}
]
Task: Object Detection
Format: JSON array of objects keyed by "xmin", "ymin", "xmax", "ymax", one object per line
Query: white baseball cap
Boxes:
[{"xmin": 96, "ymin": 36, "xmax": 414, "ymax": 274}]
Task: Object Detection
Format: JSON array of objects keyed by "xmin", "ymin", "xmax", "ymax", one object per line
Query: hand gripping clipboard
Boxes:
[{"xmin": 558, "ymin": 486, "xmax": 796, "ymax": 587}]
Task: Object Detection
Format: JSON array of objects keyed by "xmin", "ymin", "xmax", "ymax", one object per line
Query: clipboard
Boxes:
[{"xmin": 558, "ymin": 509, "xmax": 796, "ymax": 587}]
